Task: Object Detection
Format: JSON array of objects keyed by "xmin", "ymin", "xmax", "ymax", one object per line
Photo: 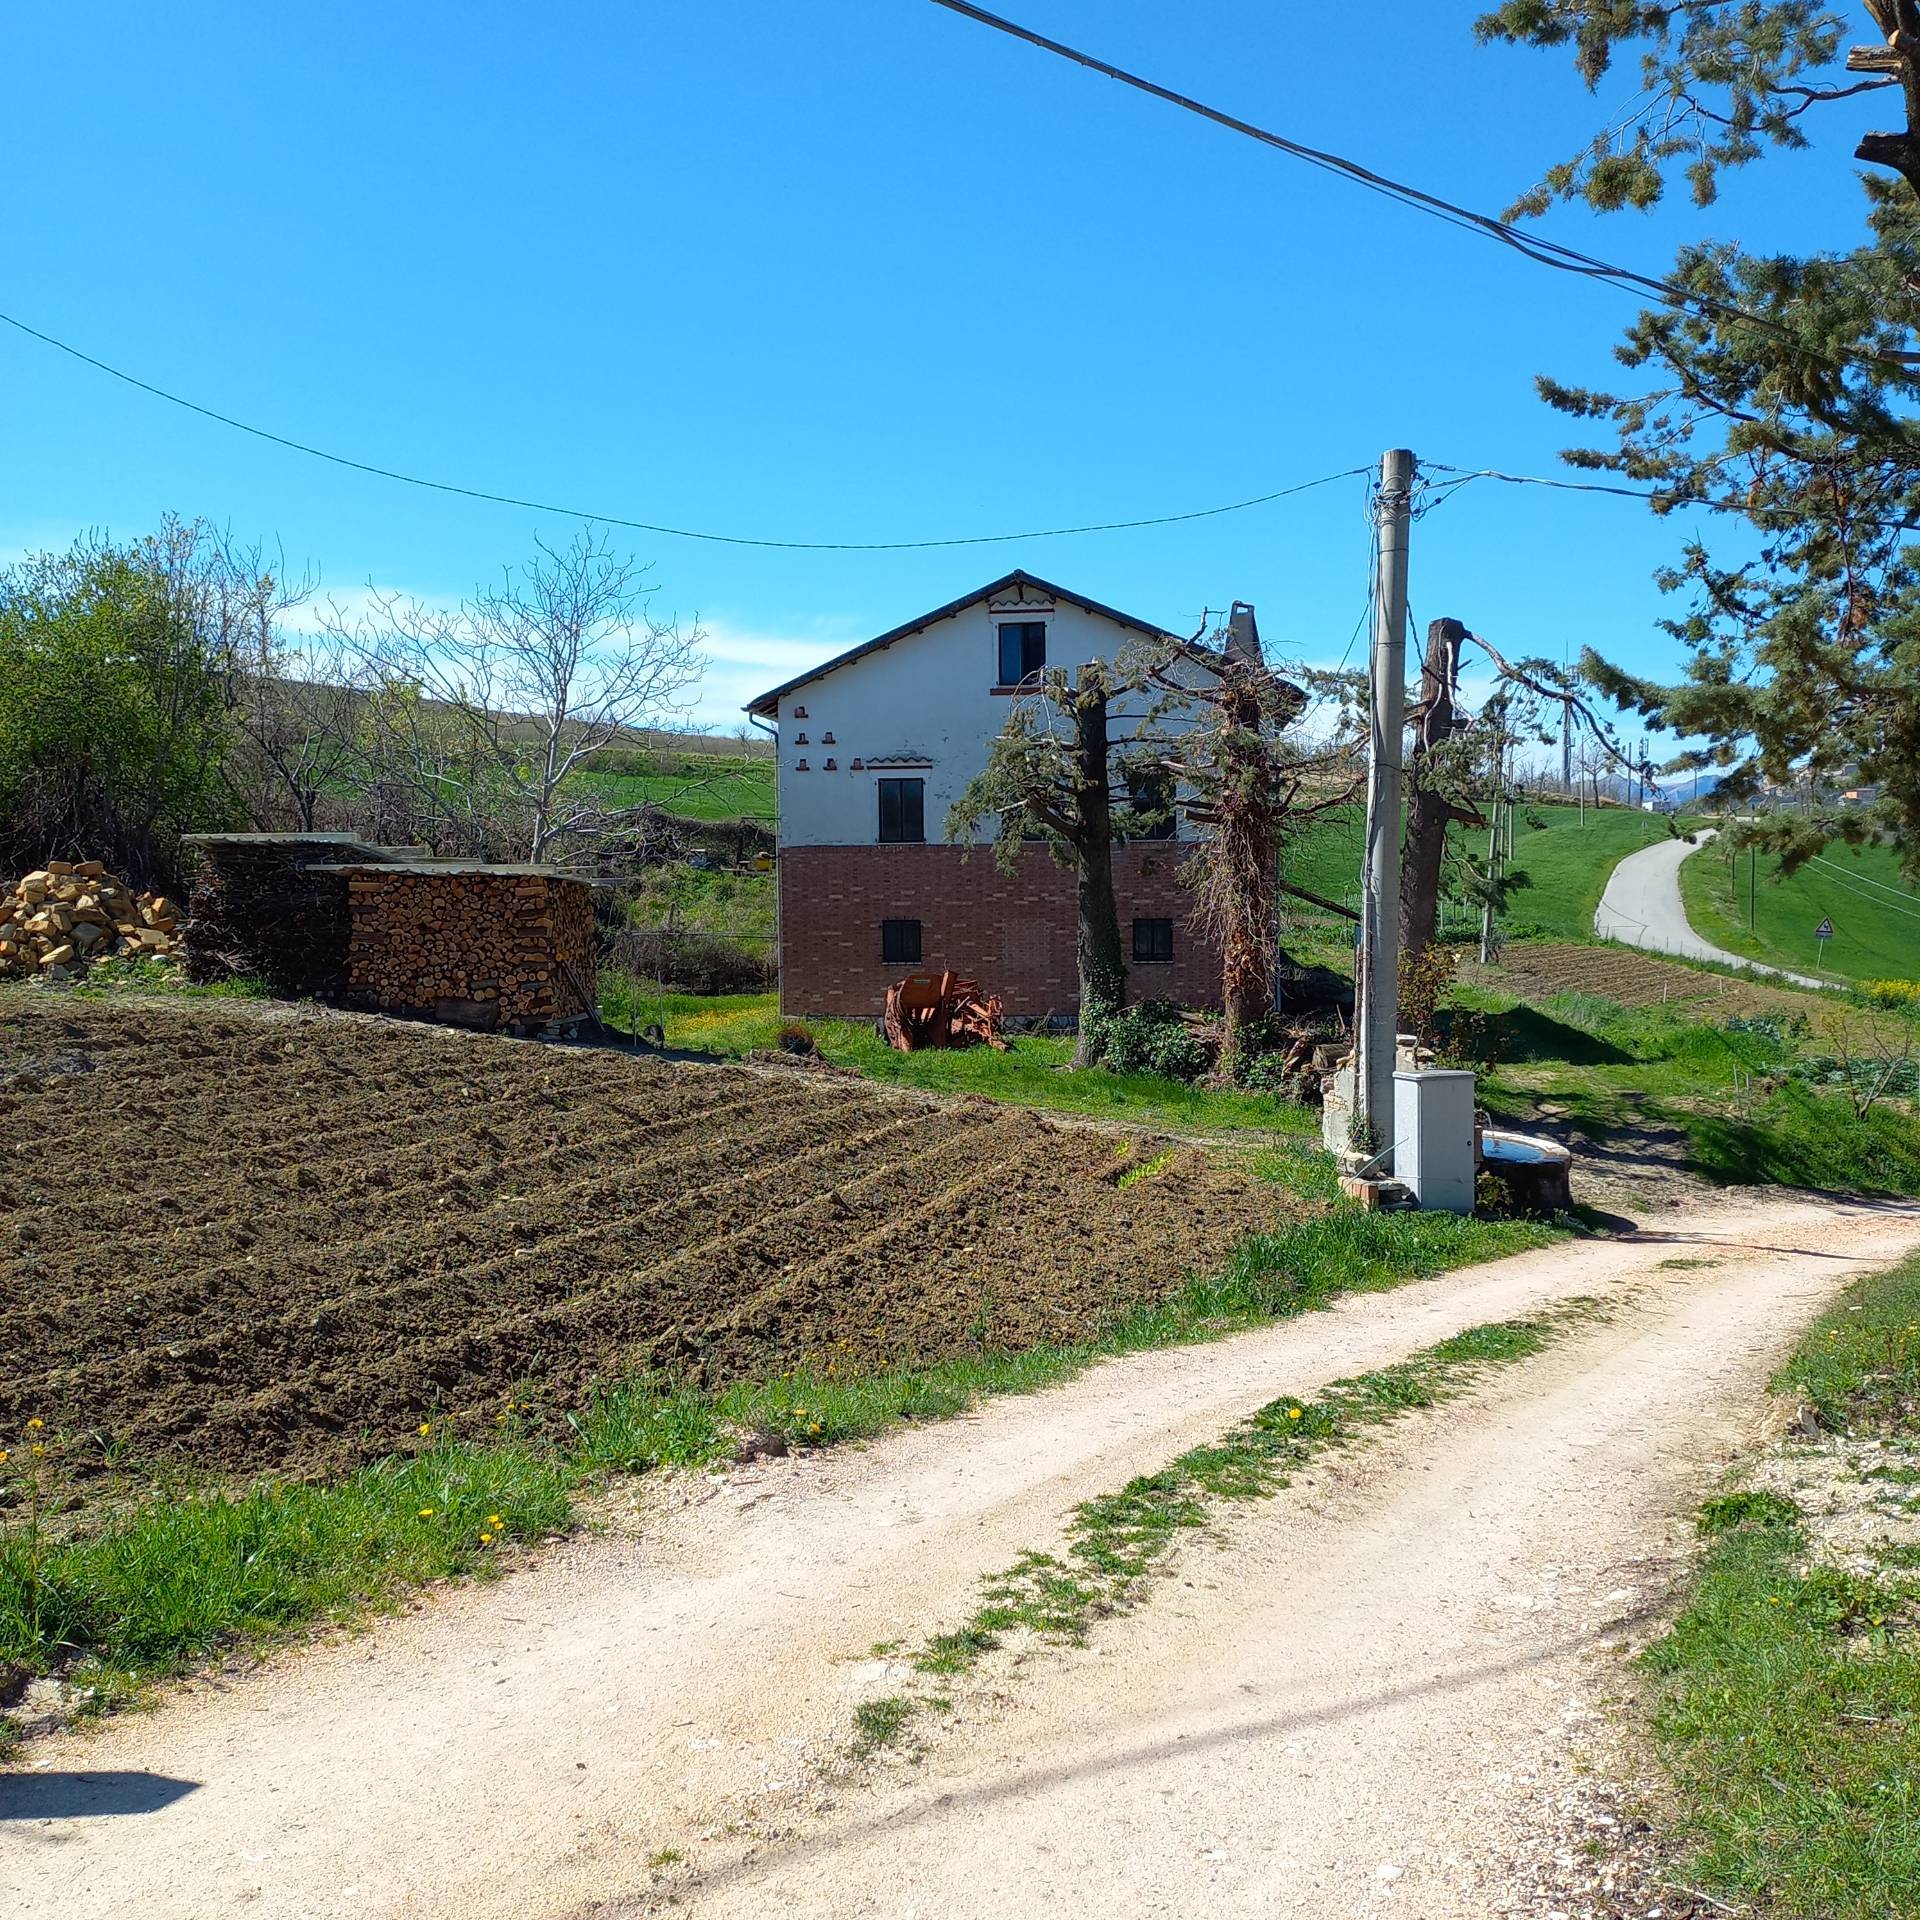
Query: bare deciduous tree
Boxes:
[{"xmin": 343, "ymin": 528, "xmax": 704, "ymax": 863}]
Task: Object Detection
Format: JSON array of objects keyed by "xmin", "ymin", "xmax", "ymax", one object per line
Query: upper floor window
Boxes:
[
  {"xmin": 1125, "ymin": 769, "xmax": 1177, "ymax": 840},
  {"xmin": 877, "ymin": 777, "xmax": 926, "ymax": 843},
  {"xmin": 996, "ymin": 621, "xmax": 1047, "ymax": 688}
]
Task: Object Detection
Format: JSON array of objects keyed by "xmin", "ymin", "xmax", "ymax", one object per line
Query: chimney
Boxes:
[{"xmin": 1226, "ymin": 601, "xmax": 1261, "ymax": 667}]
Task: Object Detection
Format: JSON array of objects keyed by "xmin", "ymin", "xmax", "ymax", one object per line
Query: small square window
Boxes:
[
  {"xmin": 1132, "ymin": 917, "xmax": 1174, "ymax": 964},
  {"xmin": 877, "ymin": 777, "xmax": 925, "ymax": 843},
  {"xmin": 881, "ymin": 918, "xmax": 922, "ymax": 965},
  {"xmin": 997, "ymin": 621, "xmax": 1047, "ymax": 687}
]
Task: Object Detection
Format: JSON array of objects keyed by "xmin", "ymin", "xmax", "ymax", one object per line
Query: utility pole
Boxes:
[
  {"xmin": 1479, "ymin": 707, "xmax": 1502, "ymax": 965},
  {"xmin": 1357, "ymin": 448, "xmax": 1413, "ymax": 1162}
]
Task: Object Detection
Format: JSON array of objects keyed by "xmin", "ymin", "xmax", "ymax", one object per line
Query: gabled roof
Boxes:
[{"xmin": 743, "ymin": 569, "xmax": 1188, "ymax": 717}]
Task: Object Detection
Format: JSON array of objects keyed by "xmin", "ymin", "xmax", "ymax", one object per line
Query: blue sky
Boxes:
[{"xmin": 1, "ymin": 2, "xmax": 1873, "ymax": 730}]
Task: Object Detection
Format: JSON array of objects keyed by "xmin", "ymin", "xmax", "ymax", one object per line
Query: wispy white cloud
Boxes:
[
  {"xmin": 687, "ymin": 614, "xmax": 864, "ymax": 729},
  {"xmin": 278, "ymin": 585, "xmax": 860, "ymax": 734}
]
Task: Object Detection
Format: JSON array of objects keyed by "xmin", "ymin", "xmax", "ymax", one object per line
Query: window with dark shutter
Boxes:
[
  {"xmin": 1132, "ymin": 917, "xmax": 1174, "ymax": 964},
  {"xmin": 1124, "ymin": 769, "xmax": 1177, "ymax": 840},
  {"xmin": 881, "ymin": 919, "xmax": 922, "ymax": 965},
  {"xmin": 996, "ymin": 621, "xmax": 1047, "ymax": 687},
  {"xmin": 877, "ymin": 777, "xmax": 925, "ymax": 843}
]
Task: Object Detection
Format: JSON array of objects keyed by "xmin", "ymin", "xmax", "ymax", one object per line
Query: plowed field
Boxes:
[
  {"xmin": 1466, "ymin": 942, "xmax": 1819, "ymax": 1017},
  {"xmin": 0, "ymin": 999, "xmax": 1281, "ymax": 1481}
]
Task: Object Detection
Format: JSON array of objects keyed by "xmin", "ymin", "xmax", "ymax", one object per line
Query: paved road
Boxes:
[{"xmin": 1593, "ymin": 827, "xmax": 1833, "ymax": 990}]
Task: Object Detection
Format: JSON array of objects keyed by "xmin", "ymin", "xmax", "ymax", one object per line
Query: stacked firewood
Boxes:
[
  {"xmin": 341, "ymin": 867, "xmax": 596, "ymax": 1028},
  {"xmin": 0, "ymin": 862, "xmax": 180, "ymax": 979},
  {"xmin": 182, "ymin": 834, "xmax": 383, "ymax": 994}
]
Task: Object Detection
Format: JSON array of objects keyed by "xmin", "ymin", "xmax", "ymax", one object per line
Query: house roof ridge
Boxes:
[{"xmin": 743, "ymin": 569, "xmax": 1190, "ymax": 717}]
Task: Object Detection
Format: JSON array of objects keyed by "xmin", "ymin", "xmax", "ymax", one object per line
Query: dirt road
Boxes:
[
  {"xmin": 7, "ymin": 1196, "xmax": 1918, "ymax": 1919},
  {"xmin": 1593, "ymin": 830, "xmax": 1832, "ymax": 989}
]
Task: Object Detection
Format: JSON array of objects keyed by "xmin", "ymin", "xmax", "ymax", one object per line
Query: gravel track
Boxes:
[{"xmin": 7, "ymin": 1192, "xmax": 1917, "ymax": 1918}]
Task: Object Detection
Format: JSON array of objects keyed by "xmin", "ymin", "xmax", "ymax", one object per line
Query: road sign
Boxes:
[{"xmin": 1815, "ymin": 916, "xmax": 1834, "ymax": 940}]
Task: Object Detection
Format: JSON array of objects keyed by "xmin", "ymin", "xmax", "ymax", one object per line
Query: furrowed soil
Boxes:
[
  {"xmin": 0, "ymin": 998, "xmax": 1280, "ymax": 1487},
  {"xmin": 1463, "ymin": 941, "xmax": 1822, "ymax": 1016}
]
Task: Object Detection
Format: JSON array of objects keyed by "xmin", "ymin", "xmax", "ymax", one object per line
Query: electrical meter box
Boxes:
[{"xmin": 1392, "ymin": 1068, "xmax": 1477, "ymax": 1213}]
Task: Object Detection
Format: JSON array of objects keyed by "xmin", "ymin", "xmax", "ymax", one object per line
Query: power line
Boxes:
[
  {"xmin": 1810, "ymin": 852, "xmax": 1920, "ymax": 905},
  {"xmin": 0, "ymin": 308, "xmax": 1366, "ymax": 553},
  {"xmin": 1804, "ymin": 859, "xmax": 1920, "ymax": 921},
  {"xmin": 924, "ymin": 0, "xmax": 1919, "ymax": 385}
]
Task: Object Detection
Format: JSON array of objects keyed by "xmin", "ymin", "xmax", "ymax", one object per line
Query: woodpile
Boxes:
[
  {"xmin": 330, "ymin": 863, "xmax": 597, "ymax": 1032},
  {"xmin": 182, "ymin": 832, "xmax": 394, "ymax": 996},
  {"xmin": 883, "ymin": 970, "xmax": 1007, "ymax": 1052},
  {"xmin": 0, "ymin": 861, "xmax": 180, "ymax": 981}
]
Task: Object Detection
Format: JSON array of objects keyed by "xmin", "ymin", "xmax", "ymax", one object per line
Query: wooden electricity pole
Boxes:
[{"xmin": 1356, "ymin": 448, "xmax": 1414, "ymax": 1161}]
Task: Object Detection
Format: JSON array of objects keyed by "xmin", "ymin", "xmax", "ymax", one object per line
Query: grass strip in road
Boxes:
[
  {"xmin": 1643, "ymin": 1253, "xmax": 1920, "ymax": 1920},
  {"xmin": 0, "ymin": 1195, "xmax": 1557, "ymax": 1751},
  {"xmin": 895, "ymin": 1303, "xmax": 1597, "ymax": 1695}
]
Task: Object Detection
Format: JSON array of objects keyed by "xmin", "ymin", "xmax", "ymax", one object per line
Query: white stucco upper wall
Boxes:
[{"xmin": 762, "ymin": 583, "xmax": 1209, "ymax": 848}]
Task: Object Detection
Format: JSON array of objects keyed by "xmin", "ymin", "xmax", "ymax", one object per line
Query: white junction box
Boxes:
[{"xmin": 1392, "ymin": 1068, "xmax": 1477, "ymax": 1214}]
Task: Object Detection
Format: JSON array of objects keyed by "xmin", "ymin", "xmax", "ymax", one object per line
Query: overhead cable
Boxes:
[
  {"xmin": 0, "ymin": 308, "xmax": 1366, "ymax": 552},
  {"xmin": 924, "ymin": 0, "xmax": 1919, "ymax": 384}
]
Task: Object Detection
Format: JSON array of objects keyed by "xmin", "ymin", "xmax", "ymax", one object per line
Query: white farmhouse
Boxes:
[{"xmin": 746, "ymin": 569, "xmax": 1237, "ymax": 1017}]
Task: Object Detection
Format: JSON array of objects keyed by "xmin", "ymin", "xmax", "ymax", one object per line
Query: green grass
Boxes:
[
  {"xmin": 618, "ymin": 865, "xmax": 775, "ymax": 942},
  {"xmin": 900, "ymin": 1305, "xmax": 1589, "ymax": 1682},
  {"xmin": 1502, "ymin": 805, "xmax": 1700, "ymax": 942},
  {"xmin": 0, "ymin": 1179, "xmax": 1554, "ymax": 1720},
  {"xmin": 64, "ymin": 956, "xmax": 270, "ymax": 999},
  {"xmin": 1279, "ymin": 802, "xmax": 1693, "ymax": 946},
  {"xmin": 1680, "ymin": 834, "xmax": 1920, "ymax": 985},
  {"xmin": 601, "ymin": 987, "xmax": 1323, "ymax": 1137},
  {"xmin": 1644, "ymin": 1251, "xmax": 1920, "ymax": 1919},
  {"xmin": 0, "ymin": 1442, "xmax": 568, "ymax": 1712},
  {"xmin": 1458, "ymin": 981, "xmax": 1920, "ymax": 1196},
  {"xmin": 572, "ymin": 755, "xmax": 776, "ymax": 821},
  {"xmin": 849, "ymin": 1695, "xmax": 922, "ymax": 1754}
]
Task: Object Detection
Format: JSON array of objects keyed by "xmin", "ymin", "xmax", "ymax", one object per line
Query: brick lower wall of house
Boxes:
[{"xmin": 777, "ymin": 843, "xmax": 1220, "ymax": 1019}]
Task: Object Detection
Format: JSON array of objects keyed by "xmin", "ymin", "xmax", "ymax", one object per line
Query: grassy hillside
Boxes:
[
  {"xmin": 1679, "ymin": 835, "xmax": 1920, "ymax": 985},
  {"xmin": 1501, "ymin": 805, "xmax": 1692, "ymax": 942},
  {"xmin": 1280, "ymin": 802, "xmax": 1686, "ymax": 948},
  {"xmin": 572, "ymin": 751, "xmax": 776, "ymax": 822}
]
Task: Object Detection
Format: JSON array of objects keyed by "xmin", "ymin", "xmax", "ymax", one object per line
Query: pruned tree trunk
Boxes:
[
  {"xmin": 1400, "ymin": 616, "xmax": 1475, "ymax": 966},
  {"xmin": 1071, "ymin": 666, "xmax": 1126, "ymax": 1064},
  {"xmin": 1215, "ymin": 675, "xmax": 1279, "ymax": 1062}
]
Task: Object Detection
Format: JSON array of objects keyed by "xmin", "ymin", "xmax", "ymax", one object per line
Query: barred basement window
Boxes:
[
  {"xmin": 1132, "ymin": 916, "xmax": 1174, "ymax": 964},
  {"xmin": 882, "ymin": 918, "xmax": 922, "ymax": 964}
]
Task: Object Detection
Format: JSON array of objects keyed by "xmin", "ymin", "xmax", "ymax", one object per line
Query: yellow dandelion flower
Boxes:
[
  {"xmin": 25, "ymin": 1418, "xmax": 43, "ymax": 1431},
  {"xmin": 0, "ymin": 1449, "xmax": 9, "ymax": 1464},
  {"xmin": 487, "ymin": 1514, "xmax": 503, "ymax": 1528},
  {"xmin": 808, "ymin": 1422, "xmax": 822, "ymax": 1435},
  {"xmin": 479, "ymin": 1533, "xmax": 494, "ymax": 1545},
  {"xmin": 31, "ymin": 1444, "xmax": 45, "ymax": 1459},
  {"xmin": 417, "ymin": 1507, "xmax": 434, "ymax": 1518},
  {"xmin": 1287, "ymin": 1407, "xmax": 1302, "ymax": 1420},
  {"xmin": 418, "ymin": 1422, "xmax": 433, "ymax": 1437}
]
